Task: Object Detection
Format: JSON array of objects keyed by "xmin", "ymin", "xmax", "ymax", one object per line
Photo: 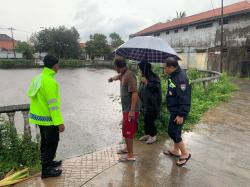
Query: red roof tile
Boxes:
[
  {"xmin": 80, "ymin": 43, "xmax": 86, "ymax": 49},
  {"xmin": 131, "ymin": 1, "xmax": 250, "ymax": 37}
]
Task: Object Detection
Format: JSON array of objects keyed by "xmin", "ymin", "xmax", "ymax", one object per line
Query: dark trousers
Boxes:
[
  {"xmin": 39, "ymin": 125, "xmax": 59, "ymax": 170},
  {"xmin": 168, "ymin": 114, "xmax": 184, "ymax": 143},
  {"xmin": 144, "ymin": 112, "xmax": 158, "ymax": 137}
]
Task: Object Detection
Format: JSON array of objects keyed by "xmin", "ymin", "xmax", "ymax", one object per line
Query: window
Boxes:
[
  {"xmin": 166, "ymin": 31, "xmax": 170, "ymax": 35},
  {"xmin": 154, "ymin": 33, "xmax": 160, "ymax": 36},
  {"xmin": 184, "ymin": 27, "xmax": 188, "ymax": 32},
  {"xmin": 174, "ymin": 29, "xmax": 178, "ymax": 33},
  {"xmin": 196, "ymin": 22, "xmax": 213, "ymax": 29},
  {"xmin": 219, "ymin": 19, "xmax": 229, "ymax": 25}
]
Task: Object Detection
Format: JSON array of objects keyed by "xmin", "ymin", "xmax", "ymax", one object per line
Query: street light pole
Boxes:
[{"xmin": 220, "ymin": 0, "xmax": 224, "ymax": 73}]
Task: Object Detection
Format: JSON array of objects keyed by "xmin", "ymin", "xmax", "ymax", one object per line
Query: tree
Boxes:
[
  {"xmin": 85, "ymin": 33, "xmax": 111, "ymax": 60},
  {"xmin": 109, "ymin": 32, "xmax": 124, "ymax": 49},
  {"xmin": 31, "ymin": 26, "xmax": 81, "ymax": 59},
  {"xmin": 166, "ymin": 11, "xmax": 186, "ymax": 22},
  {"xmin": 16, "ymin": 41, "xmax": 34, "ymax": 59},
  {"xmin": 176, "ymin": 11, "xmax": 186, "ymax": 19}
]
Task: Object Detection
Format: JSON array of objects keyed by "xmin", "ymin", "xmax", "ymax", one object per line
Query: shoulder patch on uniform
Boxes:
[{"xmin": 180, "ymin": 84, "xmax": 186, "ymax": 91}]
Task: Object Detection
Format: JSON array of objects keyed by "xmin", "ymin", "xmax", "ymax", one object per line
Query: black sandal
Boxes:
[
  {"xmin": 163, "ymin": 150, "xmax": 180, "ymax": 158},
  {"xmin": 176, "ymin": 153, "xmax": 191, "ymax": 167}
]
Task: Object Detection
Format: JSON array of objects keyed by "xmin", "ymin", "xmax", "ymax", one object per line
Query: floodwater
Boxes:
[{"xmin": 0, "ymin": 68, "xmax": 122, "ymax": 158}]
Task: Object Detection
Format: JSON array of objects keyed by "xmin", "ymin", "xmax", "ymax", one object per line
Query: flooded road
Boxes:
[{"xmin": 0, "ymin": 68, "xmax": 122, "ymax": 158}]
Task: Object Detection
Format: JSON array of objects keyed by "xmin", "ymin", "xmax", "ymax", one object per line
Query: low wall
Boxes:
[{"xmin": 208, "ymin": 46, "xmax": 250, "ymax": 77}]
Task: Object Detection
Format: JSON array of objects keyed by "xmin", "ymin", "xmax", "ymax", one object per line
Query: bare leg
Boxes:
[
  {"xmin": 174, "ymin": 143, "xmax": 181, "ymax": 154},
  {"xmin": 168, "ymin": 143, "xmax": 181, "ymax": 155},
  {"xmin": 123, "ymin": 138, "xmax": 128, "ymax": 152},
  {"xmin": 176, "ymin": 141, "xmax": 190, "ymax": 164},
  {"xmin": 125, "ymin": 138, "xmax": 134, "ymax": 158}
]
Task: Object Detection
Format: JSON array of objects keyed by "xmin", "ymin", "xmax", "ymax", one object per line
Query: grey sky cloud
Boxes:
[{"xmin": 0, "ymin": 0, "xmax": 241, "ymax": 42}]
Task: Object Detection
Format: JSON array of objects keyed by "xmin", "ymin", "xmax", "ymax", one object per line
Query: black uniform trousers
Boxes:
[
  {"xmin": 144, "ymin": 112, "xmax": 158, "ymax": 137},
  {"xmin": 39, "ymin": 125, "xmax": 59, "ymax": 170},
  {"xmin": 168, "ymin": 114, "xmax": 185, "ymax": 143}
]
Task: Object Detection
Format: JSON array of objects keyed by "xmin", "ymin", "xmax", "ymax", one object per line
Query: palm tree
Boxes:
[
  {"xmin": 176, "ymin": 11, "xmax": 186, "ymax": 19},
  {"xmin": 166, "ymin": 11, "xmax": 186, "ymax": 22}
]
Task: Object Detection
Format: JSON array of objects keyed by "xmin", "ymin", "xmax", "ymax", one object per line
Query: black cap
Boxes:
[
  {"xmin": 43, "ymin": 55, "xmax": 58, "ymax": 68},
  {"xmin": 164, "ymin": 56, "xmax": 179, "ymax": 67}
]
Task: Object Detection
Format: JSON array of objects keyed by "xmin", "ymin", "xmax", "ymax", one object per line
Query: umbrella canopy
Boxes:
[{"xmin": 114, "ymin": 36, "xmax": 180, "ymax": 63}]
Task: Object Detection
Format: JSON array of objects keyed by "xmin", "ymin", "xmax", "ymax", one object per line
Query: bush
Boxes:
[
  {"xmin": 59, "ymin": 59, "xmax": 114, "ymax": 68},
  {"xmin": 0, "ymin": 59, "xmax": 37, "ymax": 69},
  {"xmin": 0, "ymin": 121, "xmax": 40, "ymax": 179},
  {"xmin": 136, "ymin": 67, "xmax": 237, "ymax": 138},
  {"xmin": 184, "ymin": 74, "xmax": 237, "ymax": 129},
  {"xmin": 59, "ymin": 59, "xmax": 89, "ymax": 68}
]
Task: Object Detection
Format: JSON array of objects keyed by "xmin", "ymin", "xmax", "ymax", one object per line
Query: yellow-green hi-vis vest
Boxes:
[{"xmin": 27, "ymin": 67, "xmax": 63, "ymax": 126}]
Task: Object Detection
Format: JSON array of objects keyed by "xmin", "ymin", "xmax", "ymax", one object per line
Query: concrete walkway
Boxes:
[{"xmin": 15, "ymin": 79, "xmax": 250, "ymax": 187}]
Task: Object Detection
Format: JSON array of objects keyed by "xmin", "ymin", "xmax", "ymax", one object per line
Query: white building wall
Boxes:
[
  {"xmin": 0, "ymin": 51, "xmax": 23, "ymax": 59},
  {"xmin": 150, "ymin": 13, "xmax": 250, "ymax": 70},
  {"xmin": 159, "ymin": 23, "xmax": 218, "ymax": 49}
]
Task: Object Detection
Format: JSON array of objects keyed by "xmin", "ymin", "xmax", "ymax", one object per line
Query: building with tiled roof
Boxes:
[
  {"xmin": 131, "ymin": 1, "xmax": 250, "ymax": 38},
  {"xmin": 0, "ymin": 34, "xmax": 17, "ymax": 51},
  {"xmin": 130, "ymin": 1, "xmax": 250, "ymax": 76}
]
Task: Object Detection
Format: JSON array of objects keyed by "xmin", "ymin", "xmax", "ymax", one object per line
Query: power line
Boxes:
[
  {"xmin": 15, "ymin": 29, "xmax": 31, "ymax": 33},
  {"xmin": 0, "ymin": 27, "xmax": 9, "ymax": 31},
  {"xmin": 0, "ymin": 26, "xmax": 31, "ymax": 33}
]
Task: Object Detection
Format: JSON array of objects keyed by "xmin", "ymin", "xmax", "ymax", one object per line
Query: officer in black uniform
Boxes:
[{"xmin": 163, "ymin": 57, "xmax": 192, "ymax": 167}]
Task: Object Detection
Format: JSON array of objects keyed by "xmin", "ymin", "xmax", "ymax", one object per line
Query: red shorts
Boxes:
[{"xmin": 122, "ymin": 112, "xmax": 139, "ymax": 139}]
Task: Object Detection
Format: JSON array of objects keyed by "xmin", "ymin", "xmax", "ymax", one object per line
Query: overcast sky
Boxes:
[{"xmin": 0, "ymin": 0, "xmax": 242, "ymax": 42}]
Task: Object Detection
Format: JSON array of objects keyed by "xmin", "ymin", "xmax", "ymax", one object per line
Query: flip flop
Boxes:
[
  {"xmin": 163, "ymin": 150, "xmax": 180, "ymax": 158},
  {"xmin": 176, "ymin": 153, "xmax": 191, "ymax": 167},
  {"xmin": 118, "ymin": 157, "xmax": 136, "ymax": 162},
  {"xmin": 117, "ymin": 149, "xmax": 128, "ymax": 154}
]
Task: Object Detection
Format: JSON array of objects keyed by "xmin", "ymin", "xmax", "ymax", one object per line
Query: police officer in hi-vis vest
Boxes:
[{"xmin": 27, "ymin": 55, "xmax": 65, "ymax": 178}]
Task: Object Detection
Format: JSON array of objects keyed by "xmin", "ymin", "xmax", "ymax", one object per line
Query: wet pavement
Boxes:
[
  {"xmin": 84, "ymin": 79, "xmax": 250, "ymax": 187},
  {"xmin": 14, "ymin": 146, "xmax": 121, "ymax": 187},
  {"xmin": 15, "ymin": 79, "xmax": 250, "ymax": 187}
]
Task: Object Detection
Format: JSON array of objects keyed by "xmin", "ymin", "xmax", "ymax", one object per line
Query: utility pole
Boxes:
[
  {"xmin": 8, "ymin": 27, "xmax": 16, "ymax": 59},
  {"xmin": 220, "ymin": 0, "xmax": 224, "ymax": 73}
]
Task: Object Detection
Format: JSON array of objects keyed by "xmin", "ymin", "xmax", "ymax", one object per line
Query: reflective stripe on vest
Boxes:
[
  {"xmin": 50, "ymin": 106, "xmax": 59, "ymax": 111},
  {"xmin": 48, "ymin": 99, "xmax": 57, "ymax": 105},
  {"xmin": 168, "ymin": 79, "xmax": 176, "ymax": 88},
  {"xmin": 29, "ymin": 113, "xmax": 52, "ymax": 122}
]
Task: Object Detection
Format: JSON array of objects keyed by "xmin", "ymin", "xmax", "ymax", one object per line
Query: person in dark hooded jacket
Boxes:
[{"xmin": 138, "ymin": 61, "xmax": 162, "ymax": 144}]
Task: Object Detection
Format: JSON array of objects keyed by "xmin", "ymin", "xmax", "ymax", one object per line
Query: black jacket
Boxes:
[
  {"xmin": 139, "ymin": 73, "xmax": 162, "ymax": 114},
  {"xmin": 166, "ymin": 67, "xmax": 191, "ymax": 117}
]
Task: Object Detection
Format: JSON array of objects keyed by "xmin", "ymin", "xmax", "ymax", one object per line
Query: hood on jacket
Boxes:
[{"xmin": 27, "ymin": 74, "xmax": 42, "ymax": 98}]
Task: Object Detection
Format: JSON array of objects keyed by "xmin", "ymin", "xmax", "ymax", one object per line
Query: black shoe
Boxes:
[
  {"xmin": 41, "ymin": 168, "xmax": 62, "ymax": 179},
  {"xmin": 51, "ymin": 160, "xmax": 62, "ymax": 168}
]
